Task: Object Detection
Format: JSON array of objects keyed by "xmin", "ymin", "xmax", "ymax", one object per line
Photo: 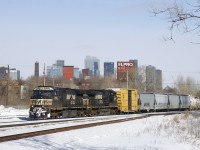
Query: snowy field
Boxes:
[{"xmin": 0, "ymin": 105, "xmax": 200, "ymax": 150}]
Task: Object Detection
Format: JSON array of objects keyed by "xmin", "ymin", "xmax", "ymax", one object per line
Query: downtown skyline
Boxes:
[{"xmin": 0, "ymin": 0, "xmax": 199, "ymax": 86}]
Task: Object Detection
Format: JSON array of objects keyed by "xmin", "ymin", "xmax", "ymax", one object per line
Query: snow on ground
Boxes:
[
  {"xmin": 0, "ymin": 105, "xmax": 29, "ymax": 123},
  {"xmin": 0, "ymin": 106, "xmax": 200, "ymax": 150},
  {"xmin": 0, "ymin": 105, "xmax": 29, "ymax": 116}
]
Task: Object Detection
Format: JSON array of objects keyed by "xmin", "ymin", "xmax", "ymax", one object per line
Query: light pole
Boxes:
[{"xmin": 6, "ymin": 65, "xmax": 10, "ymax": 106}]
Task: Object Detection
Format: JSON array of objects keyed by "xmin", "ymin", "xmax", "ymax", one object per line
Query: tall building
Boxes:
[
  {"xmin": 146, "ymin": 65, "xmax": 162, "ymax": 92},
  {"xmin": 82, "ymin": 69, "xmax": 89, "ymax": 79},
  {"xmin": 146, "ymin": 65, "xmax": 156, "ymax": 92},
  {"xmin": 47, "ymin": 60, "xmax": 65, "ymax": 78},
  {"xmin": 84, "ymin": 56, "xmax": 100, "ymax": 77},
  {"xmin": 104, "ymin": 62, "xmax": 114, "ymax": 77},
  {"xmin": 47, "ymin": 64, "xmax": 62, "ymax": 78},
  {"xmin": 0, "ymin": 67, "xmax": 20, "ymax": 80},
  {"xmin": 74, "ymin": 68, "xmax": 79, "ymax": 79},
  {"xmin": 56, "ymin": 60, "xmax": 65, "ymax": 67},
  {"xmin": 63, "ymin": 66, "xmax": 74, "ymax": 80},
  {"xmin": 117, "ymin": 61, "xmax": 135, "ymax": 81},
  {"xmin": 156, "ymin": 69, "xmax": 163, "ymax": 91},
  {"xmin": 129, "ymin": 59, "xmax": 138, "ymax": 70},
  {"xmin": 0, "ymin": 67, "xmax": 7, "ymax": 80},
  {"xmin": 10, "ymin": 68, "xmax": 20, "ymax": 80},
  {"xmin": 34, "ymin": 61, "xmax": 39, "ymax": 78}
]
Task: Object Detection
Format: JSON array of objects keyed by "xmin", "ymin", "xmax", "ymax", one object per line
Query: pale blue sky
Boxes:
[{"xmin": 0, "ymin": 0, "xmax": 199, "ymax": 86}]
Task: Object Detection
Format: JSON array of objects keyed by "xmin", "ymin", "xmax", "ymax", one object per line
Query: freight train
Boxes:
[{"xmin": 29, "ymin": 86, "xmax": 200, "ymax": 119}]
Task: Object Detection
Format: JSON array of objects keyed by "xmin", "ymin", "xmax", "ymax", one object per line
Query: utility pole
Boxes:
[
  {"xmin": 127, "ymin": 70, "xmax": 128, "ymax": 89},
  {"xmin": 6, "ymin": 65, "xmax": 10, "ymax": 106},
  {"xmin": 53, "ymin": 77, "xmax": 55, "ymax": 87},
  {"xmin": 43, "ymin": 63, "xmax": 46, "ymax": 86}
]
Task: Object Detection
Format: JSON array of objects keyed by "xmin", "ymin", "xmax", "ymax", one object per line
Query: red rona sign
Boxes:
[
  {"xmin": 117, "ymin": 62, "xmax": 135, "ymax": 81},
  {"xmin": 117, "ymin": 62, "xmax": 134, "ymax": 71}
]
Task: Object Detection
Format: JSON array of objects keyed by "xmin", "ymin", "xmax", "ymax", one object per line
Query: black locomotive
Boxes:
[{"xmin": 29, "ymin": 86, "xmax": 118, "ymax": 119}]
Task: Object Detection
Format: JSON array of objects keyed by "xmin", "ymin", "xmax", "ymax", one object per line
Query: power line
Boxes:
[{"xmin": 163, "ymin": 70, "xmax": 200, "ymax": 74}]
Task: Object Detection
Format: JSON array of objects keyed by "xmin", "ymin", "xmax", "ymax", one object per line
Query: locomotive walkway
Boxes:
[{"xmin": 0, "ymin": 112, "xmax": 180, "ymax": 143}]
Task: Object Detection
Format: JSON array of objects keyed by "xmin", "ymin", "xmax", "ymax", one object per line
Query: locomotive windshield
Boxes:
[
  {"xmin": 32, "ymin": 86, "xmax": 55, "ymax": 97},
  {"xmin": 33, "ymin": 90, "xmax": 54, "ymax": 95}
]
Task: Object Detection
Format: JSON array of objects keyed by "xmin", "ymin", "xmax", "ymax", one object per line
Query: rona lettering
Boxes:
[{"xmin": 118, "ymin": 62, "xmax": 134, "ymax": 67}]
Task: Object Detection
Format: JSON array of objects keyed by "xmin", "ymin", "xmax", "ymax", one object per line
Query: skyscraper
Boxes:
[
  {"xmin": 156, "ymin": 69, "xmax": 163, "ymax": 91},
  {"xmin": 56, "ymin": 60, "xmax": 65, "ymax": 67},
  {"xmin": 74, "ymin": 68, "xmax": 79, "ymax": 79},
  {"xmin": 82, "ymin": 69, "xmax": 89, "ymax": 78},
  {"xmin": 84, "ymin": 56, "xmax": 100, "ymax": 77},
  {"xmin": 146, "ymin": 65, "xmax": 162, "ymax": 92},
  {"xmin": 146, "ymin": 65, "xmax": 156, "ymax": 92},
  {"xmin": 34, "ymin": 61, "xmax": 39, "ymax": 78},
  {"xmin": 104, "ymin": 62, "xmax": 114, "ymax": 77},
  {"xmin": 47, "ymin": 60, "xmax": 65, "ymax": 78},
  {"xmin": 129, "ymin": 59, "xmax": 138, "ymax": 70},
  {"xmin": 0, "ymin": 66, "xmax": 20, "ymax": 80},
  {"xmin": 10, "ymin": 68, "xmax": 20, "ymax": 80},
  {"xmin": 0, "ymin": 67, "xmax": 7, "ymax": 80}
]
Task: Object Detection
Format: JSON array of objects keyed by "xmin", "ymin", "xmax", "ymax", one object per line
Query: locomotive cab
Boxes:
[{"xmin": 29, "ymin": 86, "xmax": 55, "ymax": 119}]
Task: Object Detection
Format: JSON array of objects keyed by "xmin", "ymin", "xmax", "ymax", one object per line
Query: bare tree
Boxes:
[
  {"xmin": 134, "ymin": 66, "xmax": 146, "ymax": 92},
  {"xmin": 174, "ymin": 75, "xmax": 199, "ymax": 95},
  {"xmin": 153, "ymin": 0, "xmax": 200, "ymax": 42}
]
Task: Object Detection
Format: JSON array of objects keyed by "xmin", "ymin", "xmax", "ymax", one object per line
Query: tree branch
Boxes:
[{"xmin": 152, "ymin": 1, "xmax": 200, "ymax": 42}]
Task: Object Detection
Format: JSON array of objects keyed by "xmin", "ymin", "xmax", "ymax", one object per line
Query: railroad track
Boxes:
[
  {"xmin": 0, "ymin": 118, "xmax": 86, "ymax": 129},
  {"xmin": 0, "ymin": 112, "xmax": 180, "ymax": 143},
  {"xmin": 0, "ymin": 120, "xmax": 28, "ymax": 124},
  {"xmin": 0, "ymin": 114, "xmax": 130, "ymax": 128},
  {"xmin": 0, "ymin": 115, "xmax": 28, "ymax": 119}
]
